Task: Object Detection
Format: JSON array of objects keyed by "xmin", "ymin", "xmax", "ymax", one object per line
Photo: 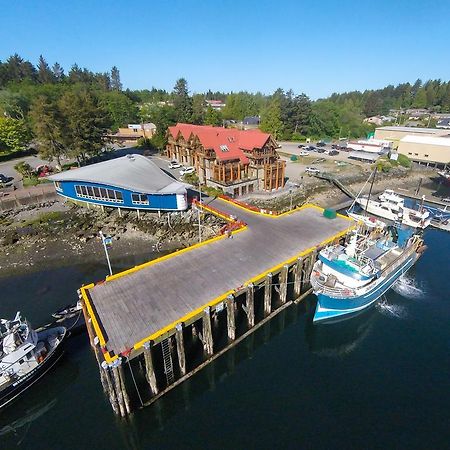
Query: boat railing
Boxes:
[{"xmin": 310, "ymin": 273, "xmax": 356, "ymax": 298}]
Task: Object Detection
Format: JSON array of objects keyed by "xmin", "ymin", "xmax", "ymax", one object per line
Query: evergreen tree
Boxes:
[
  {"xmin": 192, "ymin": 94, "xmax": 206, "ymax": 124},
  {"xmin": 204, "ymin": 106, "xmax": 222, "ymax": 126},
  {"xmin": 52, "ymin": 62, "xmax": 65, "ymax": 81},
  {"xmin": 37, "ymin": 55, "xmax": 55, "ymax": 83},
  {"xmin": 260, "ymin": 98, "xmax": 283, "ymax": 139},
  {"xmin": 172, "ymin": 78, "xmax": 193, "ymax": 123},
  {"xmin": 59, "ymin": 87, "xmax": 108, "ymax": 164},
  {"xmin": 111, "ymin": 66, "xmax": 122, "ymax": 91},
  {"xmin": 30, "ymin": 96, "xmax": 66, "ymax": 167}
]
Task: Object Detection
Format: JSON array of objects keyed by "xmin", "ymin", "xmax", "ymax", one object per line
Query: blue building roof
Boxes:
[{"xmin": 49, "ymin": 154, "xmax": 186, "ymax": 195}]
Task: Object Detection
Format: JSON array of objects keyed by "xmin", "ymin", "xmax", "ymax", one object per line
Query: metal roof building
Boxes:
[
  {"xmin": 397, "ymin": 135, "xmax": 450, "ymax": 169},
  {"xmin": 49, "ymin": 154, "xmax": 188, "ymax": 211}
]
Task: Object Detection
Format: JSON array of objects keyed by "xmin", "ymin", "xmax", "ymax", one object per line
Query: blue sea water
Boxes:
[{"xmin": 0, "ymin": 229, "xmax": 449, "ymax": 450}]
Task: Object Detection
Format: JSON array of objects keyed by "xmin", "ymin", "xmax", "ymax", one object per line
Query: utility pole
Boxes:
[
  {"xmin": 289, "ymin": 188, "xmax": 293, "ymax": 210},
  {"xmin": 99, "ymin": 231, "xmax": 113, "ymax": 276}
]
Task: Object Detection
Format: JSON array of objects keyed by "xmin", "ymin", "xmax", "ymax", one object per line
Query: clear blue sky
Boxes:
[{"xmin": 1, "ymin": 0, "xmax": 449, "ymax": 99}]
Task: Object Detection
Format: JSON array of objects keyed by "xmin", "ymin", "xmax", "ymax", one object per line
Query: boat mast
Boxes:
[{"xmin": 364, "ymin": 166, "xmax": 377, "ymax": 216}]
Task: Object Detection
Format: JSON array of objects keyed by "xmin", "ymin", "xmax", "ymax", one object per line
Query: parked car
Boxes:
[
  {"xmin": 316, "ymin": 141, "xmax": 326, "ymax": 147},
  {"xmin": 180, "ymin": 166, "xmax": 196, "ymax": 176},
  {"xmin": 316, "ymin": 148, "xmax": 326, "ymax": 153},
  {"xmin": 305, "ymin": 166, "xmax": 320, "ymax": 175},
  {"xmin": 168, "ymin": 160, "xmax": 182, "ymax": 169},
  {"xmin": 298, "ymin": 150, "xmax": 310, "ymax": 157},
  {"xmin": 328, "ymin": 150, "xmax": 340, "ymax": 156},
  {"xmin": 331, "ymin": 144, "xmax": 338, "ymax": 149},
  {"xmin": 0, "ymin": 174, "xmax": 14, "ymax": 187},
  {"xmin": 307, "ymin": 145, "xmax": 317, "ymax": 151},
  {"xmin": 297, "ymin": 144, "xmax": 305, "ymax": 148},
  {"xmin": 312, "ymin": 158, "xmax": 326, "ymax": 164}
]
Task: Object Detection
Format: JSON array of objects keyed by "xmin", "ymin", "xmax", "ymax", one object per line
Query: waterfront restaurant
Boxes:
[{"xmin": 48, "ymin": 154, "xmax": 188, "ymax": 212}]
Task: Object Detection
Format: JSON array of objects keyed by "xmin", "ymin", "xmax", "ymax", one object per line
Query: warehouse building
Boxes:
[
  {"xmin": 49, "ymin": 154, "xmax": 188, "ymax": 211},
  {"xmin": 374, "ymin": 126, "xmax": 450, "ymax": 147},
  {"xmin": 397, "ymin": 135, "xmax": 450, "ymax": 169}
]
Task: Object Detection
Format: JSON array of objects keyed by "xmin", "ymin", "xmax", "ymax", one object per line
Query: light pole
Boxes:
[
  {"xmin": 99, "ymin": 231, "xmax": 113, "ymax": 276},
  {"xmin": 289, "ymin": 188, "xmax": 293, "ymax": 210}
]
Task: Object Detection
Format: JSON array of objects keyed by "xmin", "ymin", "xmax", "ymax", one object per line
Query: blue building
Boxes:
[{"xmin": 48, "ymin": 154, "xmax": 188, "ymax": 211}]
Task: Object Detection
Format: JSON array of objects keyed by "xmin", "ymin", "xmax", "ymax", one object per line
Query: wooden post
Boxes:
[
  {"xmin": 101, "ymin": 361, "xmax": 119, "ymax": 415},
  {"xmin": 175, "ymin": 323, "xmax": 187, "ymax": 376},
  {"xmin": 305, "ymin": 250, "xmax": 317, "ymax": 290},
  {"xmin": 143, "ymin": 342, "xmax": 159, "ymax": 396},
  {"xmin": 279, "ymin": 265, "xmax": 288, "ymax": 304},
  {"xmin": 111, "ymin": 360, "xmax": 126, "ymax": 417},
  {"xmin": 226, "ymin": 294, "xmax": 236, "ymax": 341},
  {"xmin": 264, "ymin": 273, "xmax": 273, "ymax": 317},
  {"xmin": 117, "ymin": 358, "xmax": 131, "ymax": 415},
  {"xmin": 202, "ymin": 306, "xmax": 214, "ymax": 357},
  {"xmin": 246, "ymin": 283, "xmax": 255, "ymax": 327},
  {"xmin": 294, "ymin": 257, "xmax": 304, "ymax": 298}
]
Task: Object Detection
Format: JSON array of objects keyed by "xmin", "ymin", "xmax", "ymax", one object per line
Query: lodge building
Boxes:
[{"xmin": 166, "ymin": 124, "xmax": 285, "ymax": 196}]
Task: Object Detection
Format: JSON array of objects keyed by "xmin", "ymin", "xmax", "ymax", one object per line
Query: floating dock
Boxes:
[{"xmin": 80, "ymin": 197, "xmax": 354, "ymax": 416}]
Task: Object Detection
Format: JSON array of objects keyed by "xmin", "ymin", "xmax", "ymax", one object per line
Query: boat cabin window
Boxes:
[{"xmin": 19, "ymin": 358, "xmax": 24, "ymax": 364}]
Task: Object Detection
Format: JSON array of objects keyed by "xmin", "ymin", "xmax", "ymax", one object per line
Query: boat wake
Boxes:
[
  {"xmin": 376, "ymin": 298, "xmax": 408, "ymax": 319},
  {"xmin": 392, "ymin": 274, "xmax": 425, "ymax": 300}
]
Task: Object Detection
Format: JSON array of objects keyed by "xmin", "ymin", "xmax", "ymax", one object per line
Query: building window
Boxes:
[
  {"xmin": 54, "ymin": 181, "xmax": 62, "ymax": 192},
  {"xmin": 424, "ymin": 154, "xmax": 429, "ymax": 157},
  {"xmin": 408, "ymin": 152, "xmax": 412, "ymax": 155},
  {"xmin": 131, "ymin": 193, "xmax": 149, "ymax": 205},
  {"xmin": 74, "ymin": 184, "xmax": 124, "ymax": 203}
]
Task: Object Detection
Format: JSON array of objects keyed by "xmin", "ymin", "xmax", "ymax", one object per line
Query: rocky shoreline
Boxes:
[{"xmin": 0, "ymin": 201, "xmax": 226, "ymax": 277}]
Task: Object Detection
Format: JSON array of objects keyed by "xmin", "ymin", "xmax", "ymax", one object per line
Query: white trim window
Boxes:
[
  {"xmin": 74, "ymin": 185, "xmax": 124, "ymax": 203},
  {"xmin": 54, "ymin": 181, "xmax": 62, "ymax": 192},
  {"xmin": 131, "ymin": 193, "xmax": 149, "ymax": 205}
]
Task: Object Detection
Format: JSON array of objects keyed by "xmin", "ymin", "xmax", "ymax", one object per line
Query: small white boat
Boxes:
[
  {"xmin": 347, "ymin": 212, "xmax": 386, "ymax": 229},
  {"xmin": 356, "ymin": 190, "xmax": 432, "ymax": 229}
]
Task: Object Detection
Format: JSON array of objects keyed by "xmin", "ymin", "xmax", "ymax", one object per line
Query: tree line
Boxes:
[{"xmin": 1, "ymin": 53, "xmax": 450, "ymax": 164}]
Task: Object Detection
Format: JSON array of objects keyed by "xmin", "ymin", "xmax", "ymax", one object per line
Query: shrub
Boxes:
[
  {"xmin": 397, "ymin": 154, "xmax": 411, "ymax": 168},
  {"xmin": 183, "ymin": 172, "xmax": 199, "ymax": 186},
  {"xmin": 14, "ymin": 161, "xmax": 33, "ymax": 177}
]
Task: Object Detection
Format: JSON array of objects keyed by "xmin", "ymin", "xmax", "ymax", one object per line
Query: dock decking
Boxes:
[{"xmin": 82, "ymin": 198, "xmax": 353, "ymax": 361}]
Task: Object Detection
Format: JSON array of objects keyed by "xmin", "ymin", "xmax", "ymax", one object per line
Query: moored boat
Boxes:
[
  {"xmin": 311, "ymin": 224, "xmax": 426, "ymax": 323},
  {"xmin": 0, "ymin": 312, "xmax": 67, "ymax": 410}
]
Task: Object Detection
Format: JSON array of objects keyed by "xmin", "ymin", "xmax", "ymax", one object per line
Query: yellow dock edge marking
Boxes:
[{"xmin": 83, "ymin": 201, "xmax": 355, "ymax": 361}]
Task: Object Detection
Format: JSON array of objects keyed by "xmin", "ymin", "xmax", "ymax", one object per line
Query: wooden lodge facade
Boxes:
[{"xmin": 166, "ymin": 124, "xmax": 285, "ymax": 196}]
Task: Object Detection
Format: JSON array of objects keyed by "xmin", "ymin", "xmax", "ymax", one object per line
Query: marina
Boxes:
[{"xmin": 80, "ymin": 197, "xmax": 354, "ymax": 415}]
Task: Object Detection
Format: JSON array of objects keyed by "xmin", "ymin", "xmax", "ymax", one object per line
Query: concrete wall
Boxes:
[
  {"xmin": 397, "ymin": 141, "xmax": 450, "ymax": 167},
  {"xmin": 56, "ymin": 180, "xmax": 186, "ymax": 211}
]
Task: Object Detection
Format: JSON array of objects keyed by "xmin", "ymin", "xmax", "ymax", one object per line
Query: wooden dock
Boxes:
[{"xmin": 80, "ymin": 197, "xmax": 354, "ymax": 416}]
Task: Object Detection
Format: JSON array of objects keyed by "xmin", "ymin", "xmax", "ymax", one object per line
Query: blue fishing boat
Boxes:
[{"xmin": 311, "ymin": 224, "xmax": 426, "ymax": 323}]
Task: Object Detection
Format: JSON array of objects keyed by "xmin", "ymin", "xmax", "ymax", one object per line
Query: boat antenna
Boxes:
[{"xmin": 364, "ymin": 165, "xmax": 377, "ymax": 216}]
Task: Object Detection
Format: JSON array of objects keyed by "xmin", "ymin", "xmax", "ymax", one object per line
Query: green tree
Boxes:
[
  {"xmin": 204, "ymin": 105, "xmax": 222, "ymax": 126},
  {"xmin": 37, "ymin": 55, "xmax": 55, "ymax": 84},
  {"xmin": 0, "ymin": 117, "xmax": 31, "ymax": 155},
  {"xmin": 110, "ymin": 66, "xmax": 122, "ymax": 91},
  {"xmin": 59, "ymin": 87, "xmax": 108, "ymax": 164},
  {"xmin": 260, "ymin": 98, "xmax": 283, "ymax": 139},
  {"xmin": 29, "ymin": 96, "xmax": 66, "ymax": 167},
  {"xmin": 101, "ymin": 91, "xmax": 139, "ymax": 130},
  {"xmin": 172, "ymin": 78, "xmax": 193, "ymax": 123},
  {"xmin": 192, "ymin": 94, "xmax": 205, "ymax": 124},
  {"xmin": 52, "ymin": 62, "xmax": 65, "ymax": 81}
]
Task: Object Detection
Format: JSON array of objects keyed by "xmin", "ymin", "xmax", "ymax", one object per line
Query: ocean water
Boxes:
[{"xmin": 0, "ymin": 230, "xmax": 449, "ymax": 450}]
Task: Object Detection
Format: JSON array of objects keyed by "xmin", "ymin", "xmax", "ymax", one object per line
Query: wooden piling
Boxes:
[
  {"xmin": 101, "ymin": 361, "xmax": 119, "ymax": 416},
  {"xmin": 143, "ymin": 342, "xmax": 159, "ymax": 396},
  {"xmin": 226, "ymin": 294, "xmax": 236, "ymax": 341},
  {"xmin": 279, "ymin": 265, "xmax": 288, "ymax": 304},
  {"xmin": 246, "ymin": 283, "xmax": 255, "ymax": 327},
  {"xmin": 202, "ymin": 306, "xmax": 214, "ymax": 357},
  {"xmin": 293, "ymin": 257, "xmax": 303, "ymax": 298},
  {"xmin": 175, "ymin": 323, "xmax": 187, "ymax": 376},
  {"xmin": 117, "ymin": 358, "xmax": 131, "ymax": 415},
  {"xmin": 264, "ymin": 272, "xmax": 273, "ymax": 317},
  {"xmin": 111, "ymin": 361, "xmax": 126, "ymax": 417}
]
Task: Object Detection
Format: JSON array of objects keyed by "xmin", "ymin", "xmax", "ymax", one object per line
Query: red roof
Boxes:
[{"xmin": 168, "ymin": 124, "xmax": 271, "ymax": 164}]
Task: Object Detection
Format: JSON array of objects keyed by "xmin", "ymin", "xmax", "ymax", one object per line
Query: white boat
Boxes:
[
  {"xmin": 0, "ymin": 312, "xmax": 67, "ymax": 410},
  {"xmin": 347, "ymin": 212, "xmax": 386, "ymax": 229},
  {"xmin": 356, "ymin": 189, "xmax": 432, "ymax": 229}
]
